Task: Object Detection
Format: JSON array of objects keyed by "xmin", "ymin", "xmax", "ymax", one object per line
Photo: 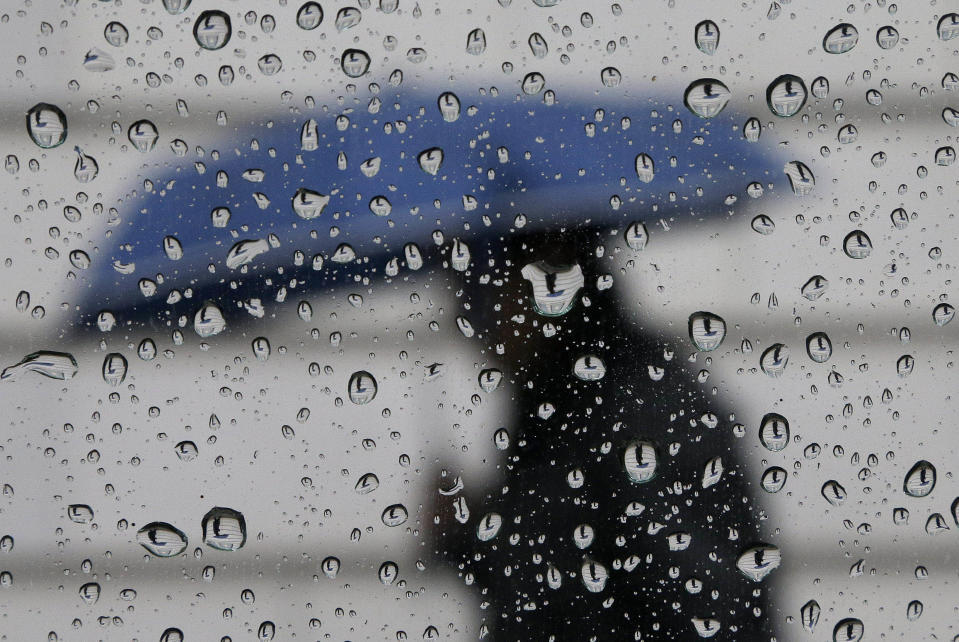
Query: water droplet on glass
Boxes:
[
  {"xmin": 634, "ymin": 153, "xmax": 655, "ymax": 183},
  {"xmin": 291, "ymin": 188, "xmax": 329, "ymax": 219},
  {"xmin": 128, "ymin": 120, "xmax": 158, "ymax": 152},
  {"xmin": 581, "ymin": 559, "xmax": 608, "ymax": 592},
  {"xmin": 903, "ymin": 460, "xmax": 936, "ymax": 497},
  {"xmin": 760, "ymin": 343, "xmax": 789, "ymax": 377},
  {"xmin": 78, "ymin": 582, "xmax": 100, "ymax": 605},
  {"xmin": 876, "ymin": 25, "xmax": 899, "ymax": 49},
  {"xmin": 200, "ymin": 507, "xmax": 246, "ymax": 551},
  {"xmin": 341, "ymin": 48, "xmax": 370, "ymax": 78},
  {"xmin": 73, "ymin": 146, "xmax": 98, "ymax": 182},
  {"xmin": 194, "ymin": 302, "xmax": 227, "ymax": 338},
  {"xmin": 26, "ymin": 103, "xmax": 67, "ymax": 148},
  {"xmin": 743, "ymin": 117, "xmax": 761, "ymax": 142},
  {"xmin": 760, "ymin": 466, "xmax": 787, "ymax": 493},
  {"xmin": 378, "ymin": 561, "xmax": 398, "ymax": 585},
  {"xmin": 194, "ymin": 10, "xmax": 231, "ymax": 50},
  {"xmin": 823, "ymin": 23, "xmax": 859, "ymax": 53},
  {"xmin": 833, "ymin": 618, "xmax": 864, "ymax": 642},
  {"xmin": 759, "ymin": 413, "xmax": 790, "ymax": 451},
  {"xmin": 521, "ymin": 261, "xmax": 584, "ymax": 316},
  {"xmin": 572, "ymin": 355, "xmax": 606, "ymax": 381},
  {"xmin": 624, "ymin": 221, "xmax": 649, "ymax": 250},
  {"xmin": 2, "ymin": 351, "xmax": 78, "ymax": 381},
  {"xmin": 296, "ymin": 2, "xmax": 324, "ymax": 29},
  {"xmin": 466, "ymin": 28, "xmax": 486, "ymax": 55},
  {"xmin": 784, "ymin": 161, "xmax": 815, "ymax": 195},
  {"xmin": 355, "ymin": 472, "xmax": 379, "ymax": 494},
  {"xmin": 933, "ymin": 302, "xmax": 955, "ymax": 326},
  {"xmin": 694, "ymin": 19, "xmax": 721, "ymax": 55},
  {"xmin": 478, "ymin": 368, "xmax": 503, "ymax": 393},
  {"xmin": 688, "ymin": 311, "xmax": 726, "ymax": 351},
  {"xmin": 600, "ymin": 67, "xmax": 622, "ymax": 87},
  {"xmin": 417, "ymin": 147, "xmax": 444, "ymax": 175},
  {"xmin": 102, "ymin": 353, "xmax": 128, "ymax": 386},
  {"xmin": 381, "ymin": 504, "xmax": 408, "ymax": 527},
  {"xmin": 805, "ymin": 332, "xmax": 832, "ymax": 363},
  {"xmin": 822, "ymin": 480, "xmax": 847, "ymax": 506},
  {"xmin": 104, "ymin": 21, "xmax": 129, "ymax": 46},
  {"xmin": 521, "ymin": 72, "xmax": 546, "ymax": 95},
  {"xmin": 348, "ymin": 370, "xmax": 377, "ymax": 404},
  {"xmin": 624, "ymin": 440, "xmax": 658, "ymax": 483},
  {"xmin": 736, "ymin": 544, "xmax": 780, "ymax": 581},
  {"xmin": 684, "ymin": 79, "xmax": 731, "ymax": 118},
  {"xmin": 843, "ymin": 230, "xmax": 872, "ymax": 259},
  {"xmin": 136, "ymin": 522, "xmax": 188, "ymax": 557},
  {"xmin": 800, "ymin": 599, "xmax": 821, "ymax": 633},
  {"xmin": 335, "ymin": 7, "xmax": 362, "ymax": 31},
  {"xmin": 939, "ymin": 13, "xmax": 959, "ymax": 40},
  {"xmin": 767, "ymin": 74, "xmax": 807, "ymax": 117},
  {"xmin": 67, "ymin": 504, "xmax": 94, "ymax": 523}
]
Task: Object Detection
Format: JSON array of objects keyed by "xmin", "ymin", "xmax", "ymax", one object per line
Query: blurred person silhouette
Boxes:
[{"xmin": 78, "ymin": 87, "xmax": 782, "ymax": 640}]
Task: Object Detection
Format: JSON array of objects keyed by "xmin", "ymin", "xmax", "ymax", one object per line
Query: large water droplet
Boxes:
[
  {"xmin": 348, "ymin": 370, "xmax": 377, "ymax": 404},
  {"xmin": 800, "ymin": 599, "xmax": 821, "ymax": 633},
  {"xmin": 194, "ymin": 302, "xmax": 227, "ymax": 338},
  {"xmin": 128, "ymin": 120, "xmax": 158, "ymax": 152},
  {"xmin": 296, "ymin": 2, "xmax": 324, "ymax": 30},
  {"xmin": 688, "ymin": 311, "xmax": 726, "ymax": 351},
  {"xmin": 903, "ymin": 460, "xmax": 936, "ymax": 498},
  {"xmin": 767, "ymin": 74, "xmax": 807, "ymax": 117},
  {"xmin": 136, "ymin": 522, "xmax": 188, "ymax": 557},
  {"xmin": 760, "ymin": 343, "xmax": 790, "ymax": 377},
  {"xmin": 833, "ymin": 618, "xmax": 863, "ymax": 642},
  {"xmin": 521, "ymin": 261, "xmax": 584, "ymax": 316},
  {"xmin": 684, "ymin": 79, "xmax": 731, "ymax": 118},
  {"xmin": 843, "ymin": 230, "xmax": 872, "ymax": 259},
  {"xmin": 2, "ymin": 351, "xmax": 78, "ymax": 381},
  {"xmin": 26, "ymin": 103, "xmax": 67, "ymax": 148},
  {"xmin": 102, "ymin": 353, "xmax": 128, "ymax": 386},
  {"xmin": 736, "ymin": 544, "xmax": 780, "ymax": 581},
  {"xmin": 572, "ymin": 355, "xmax": 606, "ymax": 381},
  {"xmin": 624, "ymin": 440, "xmax": 658, "ymax": 483},
  {"xmin": 194, "ymin": 10, "xmax": 231, "ymax": 50},
  {"xmin": 823, "ymin": 23, "xmax": 859, "ymax": 53},
  {"xmin": 694, "ymin": 19, "xmax": 720, "ymax": 55},
  {"xmin": 759, "ymin": 413, "xmax": 790, "ymax": 452},
  {"xmin": 341, "ymin": 48, "xmax": 370, "ymax": 77}
]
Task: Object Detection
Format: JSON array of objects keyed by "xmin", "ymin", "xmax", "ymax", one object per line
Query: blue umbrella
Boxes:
[{"xmin": 81, "ymin": 90, "xmax": 781, "ymax": 326}]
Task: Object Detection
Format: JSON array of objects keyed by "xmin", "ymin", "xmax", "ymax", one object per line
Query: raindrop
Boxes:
[
  {"xmin": 800, "ymin": 599, "xmax": 821, "ymax": 633},
  {"xmin": 476, "ymin": 513, "xmax": 502, "ymax": 541},
  {"xmin": 466, "ymin": 28, "xmax": 486, "ymax": 55},
  {"xmin": 348, "ymin": 370, "xmax": 377, "ymax": 404},
  {"xmin": 73, "ymin": 147, "xmax": 98, "ymax": 182},
  {"xmin": 876, "ymin": 25, "xmax": 899, "ymax": 49},
  {"xmin": 572, "ymin": 355, "xmax": 606, "ymax": 381},
  {"xmin": 767, "ymin": 74, "xmax": 807, "ymax": 117},
  {"xmin": 624, "ymin": 221, "xmax": 649, "ymax": 250},
  {"xmin": 833, "ymin": 618, "xmax": 863, "ymax": 642},
  {"xmin": 903, "ymin": 460, "xmax": 936, "ymax": 497},
  {"xmin": 2, "ymin": 351, "xmax": 78, "ymax": 381},
  {"xmin": 521, "ymin": 261, "xmax": 584, "ymax": 316},
  {"xmin": 760, "ymin": 343, "xmax": 789, "ymax": 377},
  {"xmin": 684, "ymin": 79, "xmax": 731, "ymax": 118},
  {"xmin": 67, "ymin": 504, "xmax": 94, "ymax": 523},
  {"xmin": 634, "ymin": 153, "xmax": 655, "ymax": 183},
  {"xmin": 823, "ymin": 23, "xmax": 859, "ymax": 53},
  {"xmin": 822, "ymin": 480, "xmax": 847, "ymax": 506},
  {"xmin": 688, "ymin": 311, "xmax": 726, "ymax": 351},
  {"xmin": 806, "ymin": 332, "xmax": 832, "ymax": 363},
  {"xmin": 381, "ymin": 504, "xmax": 408, "ymax": 527},
  {"xmin": 939, "ymin": 13, "xmax": 959, "ymax": 40},
  {"xmin": 291, "ymin": 188, "xmax": 329, "ymax": 219},
  {"xmin": 843, "ymin": 230, "xmax": 872, "ymax": 259},
  {"xmin": 736, "ymin": 544, "xmax": 781, "ymax": 581},
  {"xmin": 26, "ymin": 103, "xmax": 67, "ymax": 148},
  {"xmin": 341, "ymin": 49, "xmax": 371, "ymax": 78},
  {"xmin": 694, "ymin": 19, "xmax": 720, "ymax": 55},
  {"xmin": 478, "ymin": 368, "xmax": 503, "ymax": 393},
  {"xmin": 194, "ymin": 302, "xmax": 227, "ymax": 338},
  {"xmin": 355, "ymin": 473, "xmax": 379, "ymax": 494},
  {"xmin": 417, "ymin": 147, "xmax": 444, "ymax": 175},
  {"xmin": 760, "ymin": 466, "xmax": 787, "ymax": 493},
  {"xmin": 624, "ymin": 440, "xmax": 658, "ymax": 483},
  {"xmin": 136, "ymin": 522, "xmax": 188, "ymax": 557},
  {"xmin": 128, "ymin": 120, "xmax": 158, "ymax": 152},
  {"xmin": 378, "ymin": 561, "xmax": 398, "ymax": 585},
  {"xmin": 580, "ymin": 559, "xmax": 608, "ymax": 592},
  {"xmin": 102, "ymin": 353, "xmax": 128, "ymax": 386},
  {"xmin": 437, "ymin": 92, "xmax": 460, "ymax": 122},
  {"xmin": 194, "ymin": 10, "xmax": 232, "ymax": 50},
  {"xmin": 784, "ymin": 161, "xmax": 815, "ymax": 196},
  {"xmin": 296, "ymin": 2, "xmax": 324, "ymax": 30}
]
